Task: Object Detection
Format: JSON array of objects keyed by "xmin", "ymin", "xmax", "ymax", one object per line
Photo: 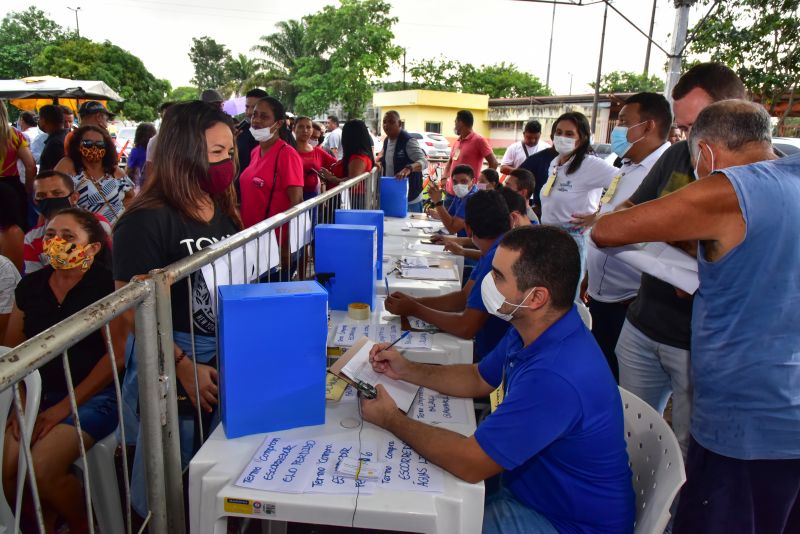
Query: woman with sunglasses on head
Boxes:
[
  {"xmin": 55, "ymin": 125, "xmax": 135, "ymax": 225},
  {"xmin": 3, "ymin": 208, "xmax": 119, "ymax": 534}
]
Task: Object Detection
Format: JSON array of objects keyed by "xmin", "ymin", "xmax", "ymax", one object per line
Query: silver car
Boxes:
[{"xmin": 408, "ymin": 131, "xmax": 451, "ymax": 159}]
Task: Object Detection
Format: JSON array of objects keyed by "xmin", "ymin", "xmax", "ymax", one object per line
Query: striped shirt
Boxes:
[{"xmin": 73, "ymin": 172, "xmax": 134, "ymax": 225}]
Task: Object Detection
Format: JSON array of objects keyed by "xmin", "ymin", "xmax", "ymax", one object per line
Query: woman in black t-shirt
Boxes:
[
  {"xmin": 112, "ymin": 101, "xmax": 240, "ymax": 517},
  {"xmin": 3, "ymin": 208, "xmax": 118, "ymax": 533}
]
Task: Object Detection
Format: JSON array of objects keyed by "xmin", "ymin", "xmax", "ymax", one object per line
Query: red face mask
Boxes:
[{"xmin": 201, "ymin": 158, "xmax": 235, "ymax": 195}]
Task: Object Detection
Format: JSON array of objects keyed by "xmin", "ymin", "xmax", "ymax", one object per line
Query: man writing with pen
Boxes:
[
  {"xmin": 362, "ymin": 225, "xmax": 634, "ymax": 534},
  {"xmin": 384, "ymin": 190, "xmax": 512, "ymax": 361}
]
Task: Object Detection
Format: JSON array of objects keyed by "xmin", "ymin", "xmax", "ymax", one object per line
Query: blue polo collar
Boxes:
[{"xmin": 506, "ymin": 306, "xmax": 583, "ymax": 363}]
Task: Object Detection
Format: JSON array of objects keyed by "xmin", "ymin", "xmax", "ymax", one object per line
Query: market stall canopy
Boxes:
[{"xmin": 0, "ymin": 76, "xmax": 124, "ymax": 113}]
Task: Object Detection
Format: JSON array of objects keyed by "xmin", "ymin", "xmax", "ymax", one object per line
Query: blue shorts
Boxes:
[{"xmin": 44, "ymin": 386, "xmax": 118, "ymax": 442}]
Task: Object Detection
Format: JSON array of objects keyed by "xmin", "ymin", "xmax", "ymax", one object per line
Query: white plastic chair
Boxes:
[
  {"xmin": 73, "ymin": 429, "xmax": 125, "ymax": 534},
  {"xmin": 619, "ymin": 387, "xmax": 686, "ymax": 534},
  {"xmin": 0, "ymin": 346, "xmax": 42, "ymax": 534}
]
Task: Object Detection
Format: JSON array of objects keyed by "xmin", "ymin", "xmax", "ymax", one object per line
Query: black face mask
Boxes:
[{"xmin": 35, "ymin": 196, "xmax": 72, "ymax": 219}]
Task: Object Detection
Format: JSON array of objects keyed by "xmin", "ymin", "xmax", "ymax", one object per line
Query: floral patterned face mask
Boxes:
[{"xmin": 43, "ymin": 236, "xmax": 95, "ymax": 271}]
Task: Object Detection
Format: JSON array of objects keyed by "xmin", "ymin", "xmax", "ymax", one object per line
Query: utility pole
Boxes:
[
  {"xmin": 545, "ymin": 2, "xmax": 557, "ymax": 89},
  {"xmin": 643, "ymin": 0, "xmax": 658, "ymax": 77},
  {"xmin": 402, "ymin": 49, "xmax": 407, "ymax": 90},
  {"xmin": 67, "ymin": 6, "xmax": 81, "ymax": 38},
  {"xmin": 591, "ymin": 1, "xmax": 609, "ymax": 134},
  {"xmin": 568, "ymin": 72, "xmax": 574, "ymax": 96},
  {"xmin": 665, "ymin": 0, "xmax": 695, "ymax": 102}
]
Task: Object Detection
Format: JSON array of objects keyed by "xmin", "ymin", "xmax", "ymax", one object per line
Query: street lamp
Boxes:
[{"xmin": 67, "ymin": 6, "xmax": 81, "ymax": 38}]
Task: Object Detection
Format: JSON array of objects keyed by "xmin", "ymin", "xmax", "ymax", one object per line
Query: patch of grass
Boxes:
[{"xmin": 492, "ymin": 147, "xmax": 506, "ymax": 157}]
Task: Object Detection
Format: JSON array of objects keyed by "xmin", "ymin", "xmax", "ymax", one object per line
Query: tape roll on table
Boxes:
[{"xmin": 348, "ymin": 303, "xmax": 371, "ymax": 320}]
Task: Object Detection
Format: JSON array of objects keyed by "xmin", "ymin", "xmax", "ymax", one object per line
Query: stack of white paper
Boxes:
[
  {"xmin": 410, "ymin": 388, "xmax": 470, "ymax": 425},
  {"xmin": 408, "ymin": 242, "xmax": 447, "ymax": 253},
  {"xmin": 331, "ymin": 324, "xmax": 434, "ymax": 350},
  {"xmin": 338, "ymin": 338, "xmax": 421, "ymax": 412},
  {"xmin": 601, "ymin": 241, "xmax": 699, "ymax": 294},
  {"xmin": 400, "ymin": 267, "xmax": 458, "ymax": 281}
]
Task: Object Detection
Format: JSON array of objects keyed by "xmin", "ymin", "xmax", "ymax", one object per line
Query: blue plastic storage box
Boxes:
[
  {"xmin": 314, "ymin": 224, "xmax": 377, "ymax": 311},
  {"xmin": 335, "ymin": 209, "xmax": 384, "ymax": 279},
  {"xmin": 218, "ymin": 281, "xmax": 328, "ymax": 438},
  {"xmin": 380, "ymin": 176, "xmax": 409, "ymax": 218}
]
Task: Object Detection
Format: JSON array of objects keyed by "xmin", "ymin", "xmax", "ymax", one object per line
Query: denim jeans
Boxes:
[
  {"xmin": 615, "ymin": 319, "xmax": 692, "ymax": 456},
  {"xmin": 483, "ymin": 486, "xmax": 558, "ymax": 534}
]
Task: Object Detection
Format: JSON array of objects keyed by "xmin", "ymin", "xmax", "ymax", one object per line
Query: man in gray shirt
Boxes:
[{"xmin": 379, "ymin": 110, "xmax": 428, "ymax": 212}]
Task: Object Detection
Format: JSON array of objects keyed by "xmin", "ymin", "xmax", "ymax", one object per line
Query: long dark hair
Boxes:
[
  {"xmin": 554, "ymin": 112, "xmax": 594, "ymax": 175},
  {"xmin": 341, "ymin": 119, "xmax": 375, "ymax": 171},
  {"xmin": 48, "ymin": 207, "xmax": 112, "ymax": 268},
  {"xmin": 256, "ymin": 97, "xmax": 295, "ymax": 148},
  {"xmin": 121, "ymin": 101, "xmax": 242, "ymax": 228},
  {"xmin": 133, "ymin": 122, "xmax": 157, "ymax": 149},
  {"xmin": 68, "ymin": 125, "xmax": 118, "ymax": 175}
]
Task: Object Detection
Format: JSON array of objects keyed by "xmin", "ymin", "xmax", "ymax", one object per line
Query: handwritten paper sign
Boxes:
[
  {"xmin": 236, "ymin": 436, "xmax": 378, "ymax": 494},
  {"xmin": 307, "ymin": 441, "xmax": 378, "ymax": 494},
  {"xmin": 410, "ymin": 388, "xmax": 469, "ymax": 425},
  {"xmin": 378, "ymin": 440, "xmax": 443, "ymax": 493},
  {"xmin": 331, "ymin": 324, "xmax": 433, "ymax": 350},
  {"xmin": 408, "ymin": 317, "xmax": 436, "ymax": 331}
]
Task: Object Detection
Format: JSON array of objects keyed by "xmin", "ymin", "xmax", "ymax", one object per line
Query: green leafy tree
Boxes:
[
  {"xmin": 462, "ymin": 63, "xmax": 552, "ymax": 98},
  {"xmin": 33, "ymin": 38, "xmax": 170, "ymax": 120},
  {"xmin": 0, "ymin": 7, "xmax": 68, "ymax": 79},
  {"xmin": 188, "ymin": 36, "xmax": 232, "ymax": 91},
  {"xmin": 590, "ymin": 71, "xmax": 665, "ymax": 93},
  {"xmin": 407, "ymin": 57, "xmax": 464, "ymax": 92},
  {"xmin": 251, "ymin": 19, "xmax": 313, "ymax": 109},
  {"xmin": 295, "ymin": 0, "xmax": 402, "ymax": 118},
  {"xmin": 224, "ymin": 54, "xmax": 260, "ymax": 96},
  {"xmin": 689, "ymin": 0, "xmax": 800, "ymax": 133},
  {"xmin": 170, "ymin": 86, "xmax": 199, "ymax": 101}
]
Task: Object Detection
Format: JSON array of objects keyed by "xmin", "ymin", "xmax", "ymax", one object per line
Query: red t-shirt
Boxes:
[
  {"xmin": 239, "ymin": 140, "xmax": 304, "ymax": 228},
  {"xmin": 297, "ymin": 146, "xmax": 336, "ymax": 193},
  {"xmin": 446, "ymin": 131, "xmax": 492, "ymax": 194},
  {"xmin": 1, "ymin": 128, "xmax": 28, "ymax": 176},
  {"xmin": 331, "ymin": 154, "xmax": 374, "ymax": 194}
]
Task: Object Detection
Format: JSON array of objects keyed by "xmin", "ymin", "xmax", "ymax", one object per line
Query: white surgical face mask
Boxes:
[
  {"xmin": 480, "ymin": 274, "xmax": 535, "ymax": 322},
  {"xmin": 251, "ymin": 123, "xmax": 278, "ymax": 142},
  {"xmin": 553, "ymin": 136, "xmax": 577, "ymax": 155},
  {"xmin": 693, "ymin": 143, "xmax": 716, "ymax": 179},
  {"xmin": 309, "ymin": 138, "xmax": 319, "ymax": 148},
  {"xmin": 453, "ymin": 183, "xmax": 471, "ymax": 198},
  {"xmin": 476, "ymin": 182, "xmax": 488, "ymax": 191}
]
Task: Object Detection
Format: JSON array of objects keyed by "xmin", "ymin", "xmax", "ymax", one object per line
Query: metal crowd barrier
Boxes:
[{"xmin": 0, "ymin": 168, "xmax": 379, "ymax": 534}]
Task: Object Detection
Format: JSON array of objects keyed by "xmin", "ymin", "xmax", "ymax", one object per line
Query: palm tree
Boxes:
[
  {"xmin": 225, "ymin": 53, "xmax": 260, "ymax": 97},
  {"xmin": 251, "ymin": 19, "xmax": 314, "ymax": 110}
]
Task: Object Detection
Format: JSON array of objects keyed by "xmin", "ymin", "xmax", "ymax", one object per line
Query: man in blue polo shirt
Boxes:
[
  {"xmin": 427, "ymin": 164, "xmax": 477, "ymax": 237},
  {"xmin": 364, "ymin": 225, "xmax": 634, "ymax": 533},
  {"xmin": 384, "ymin": 190, "xmax": 512, "ymax": 360}
]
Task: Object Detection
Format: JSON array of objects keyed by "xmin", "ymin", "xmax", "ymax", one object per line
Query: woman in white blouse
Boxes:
[{"xmin": 539, "ymin": 112, "xmax": 617, "ymax": 290}]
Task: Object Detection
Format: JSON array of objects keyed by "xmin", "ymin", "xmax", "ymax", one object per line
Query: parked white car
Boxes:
[
  {"xmin": 408, "ymin": 131, "xmax": 451, "ymax": 159},
  {"xmin": 773, "ymin": 136, "xmax": 800, "ymax": 156}
]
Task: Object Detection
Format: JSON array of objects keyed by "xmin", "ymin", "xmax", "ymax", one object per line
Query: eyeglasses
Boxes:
[{"xmin": 80, "ymin": 140, "xmax": 106, "ymax": 148}]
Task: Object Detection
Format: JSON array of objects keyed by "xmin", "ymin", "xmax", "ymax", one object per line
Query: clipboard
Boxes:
[{"xmin": 329, "ymin": 337, "xmax": 420, "ymax": 412}]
